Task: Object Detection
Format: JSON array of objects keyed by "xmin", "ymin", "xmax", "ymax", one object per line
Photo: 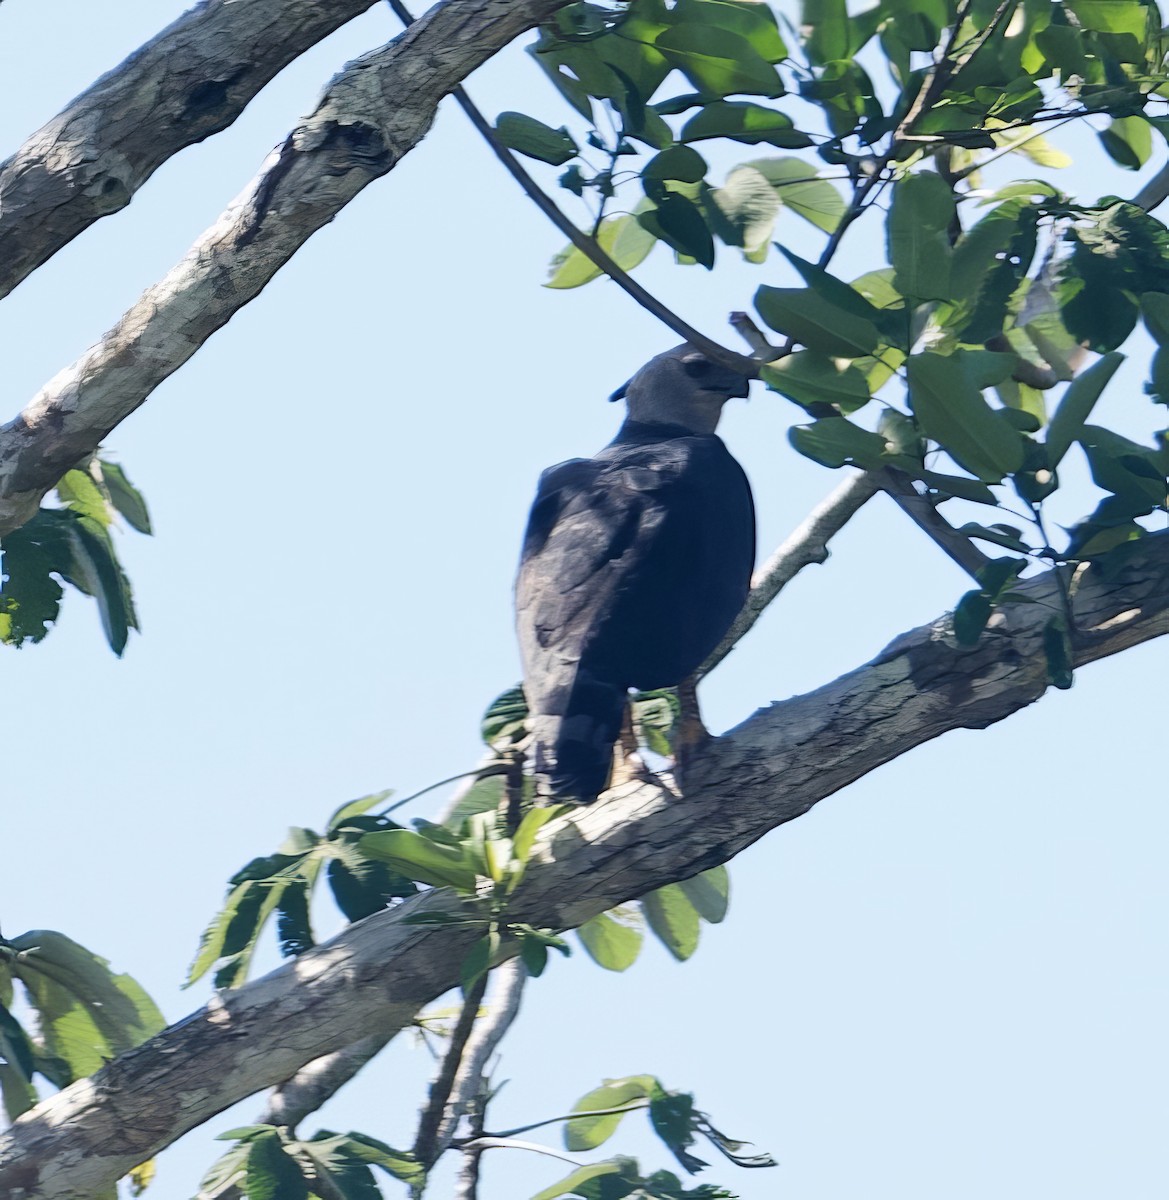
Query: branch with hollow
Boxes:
[
  {"xmin": 0, "ymin": 0, "xmax": 387, "ymax": 302},
  {"xmin": 0, "ymin": 0, "xmax": 574, "ymax": 535},
  {"xmin": 3, "ymin": 531, "xmax": 1164, "ymax": 1200}
]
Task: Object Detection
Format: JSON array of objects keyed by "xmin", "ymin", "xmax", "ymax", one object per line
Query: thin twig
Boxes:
[
  {"xmin": 384, "ymin": 0, "xmax": 756, "ymax": 377},
  {"xmin": 454, "ymin": 1137, "xmax": 584, "ymax": 1165},
  {"xmin": 470, "ymin": 1100, "xmax": 649, "ymax": 1142},
  {"xmin": 414, "ymin": 969, "xmax": 490, "ymax": 1169},
  {"xmin": 879, "ymin": 467, "xmax": 991, "ymax": 580}
]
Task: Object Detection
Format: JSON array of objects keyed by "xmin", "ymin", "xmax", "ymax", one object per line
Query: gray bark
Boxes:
[
  {"xmin": 1, "ymin": 533, "xmax": 1165, "ymax": 1199},
  {"xmin": 0, "ymin": 0, "xmax": 382, "ymax": 302},
  {"xmin": 0, "ymin": 0, "xmax": 571, "ymax": 535}
]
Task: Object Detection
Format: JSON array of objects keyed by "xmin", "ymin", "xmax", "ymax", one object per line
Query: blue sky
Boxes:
[{"xmin": 1, "ymin": 3, "xmax": 1166, "ymax": 1198}]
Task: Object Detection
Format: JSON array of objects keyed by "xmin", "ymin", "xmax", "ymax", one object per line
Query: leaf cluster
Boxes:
[{"xmin": 0, "ymin": 457, "xmax": 150, "ymax": 654}]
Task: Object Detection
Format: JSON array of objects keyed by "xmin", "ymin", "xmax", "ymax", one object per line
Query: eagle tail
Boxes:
[{"xmin": 530, "ymin": 678, "xmax": 626, "ymax": 804}]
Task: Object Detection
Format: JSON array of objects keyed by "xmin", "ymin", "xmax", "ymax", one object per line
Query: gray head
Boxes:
[{"xmin": 609, "ymin": 344, "xmax": 751, "ymax": 434}]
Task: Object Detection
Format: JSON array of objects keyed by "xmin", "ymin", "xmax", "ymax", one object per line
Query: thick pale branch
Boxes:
[
  {"xmin": 0, "ymin": 0, "xmax": 571, "ymax": 535},
  {"xmin": 1, "ymin": 534, "xmax": 1165, "ymax": 1198},
  {"xmin": 0, "ymin": 0, "xmax": 384, "ymax": 301}
]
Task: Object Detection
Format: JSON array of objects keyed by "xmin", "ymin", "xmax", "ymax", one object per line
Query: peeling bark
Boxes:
[
  {"xmin": 0, "ymin": 0, "xmax": 383, "ymax": 302},
  {"xmin": 0, "ymin": 0, "xmax": 571, "ymax": 535},
  {"xmin": 1, "ymin": 534, "xmax": 1165, "ymax": 1199}
]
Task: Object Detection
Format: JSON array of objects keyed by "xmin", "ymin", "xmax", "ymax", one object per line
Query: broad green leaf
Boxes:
[
  {"xmin": 677, "ymin": 865, "xmax": 729, "ymax": 924},
  {"xmin": 343, "ymin": 1132, "xmax": 426, "ymax": 1186},
  {"xmin": 957, "ymin": 523, "xmax": 1031, "ymax": 553},
  {"xmin": 461, "ymin": 931, "xmax": 499, "ymax": 993},
  {"xmin": 59, "ymin": 516, "xmax": 136, "ymax": 655},
  {"xmin": 513, "ymin": 805, "xmax": 559, "ymax": 864},
  {"xmin": 530, "ymin": 1159, "xmax": 629, "ymax": 1200},
  {"xmin": 1045, "ymin": 353, "xmax": 1124, "ymax": 466},
  {"xmin": 495, "ymin": 112, "xmax": 577, "ymax": 165},
  {"xmin": 359, "ymin": 829, "xmax": 477, "ymax": 892},
  {"xmin": 55, "ymin": 469, "xmax": 112, "ymax": 526},
  {"xmin": 755, "ymin": 286, "xmax": 880, "ymax": 356},
  {"xmin": 246, "ymin": 1131, "xmax": 309, "ymax": 1200},
  {"xmin": 326, "ymin": 791, "xmax": 392, "ymax": 832},
  {"xmin": 98, "ymin": 461, "xmax": 151, "ymax": 534},
  {"xmin": 762, "ymin": 351, "xmax": 871, "ymax": 413},
  {"xmin": 327, "ymin": 840, "xmax": 416, "ymax": 923},
  {"xmin": 746, "ymin": 158, "xmax": 844, "ymax": 232},
  {"xmin": 675, "ymin": 0, "xmax": 788, "ymax": 62},
  {"xmin": 1079, "ymin": 425, "xmax": 1168, "ymax": 509},
  {"xmin": 642, "ymin": 884, "xmax": 701, "ymax": 961},
  {"xmin": 801, "ymin": 0, "xmax": 848, "ymax": 63},
  {"xmin": 789, "ymin": 417, "xmax": 888, "ymax": 469},
  {"xmin": 1139, "ymin": 292, "xmax": 1169, "ymax": 344},
  {"xmin": 993, "ymin": 127, "xmax": 1073, "ymax": 169},
  {"xmin": 198, "ymin": 1142, "xmax": 251, "ymax": 1198},
  {"xmin": 0, "ymin": 1003, "xmax": 35, "ymax": 1082},
  {"xmin": 577, "ymin": 906, "xmax": 644, "ymax": 971},
  {"xmin": 565, "ymin": 1078, "xmax": 655, "ymax": 1151},
  {"xmin": 0, "ymin": 510, "xmax": 71, "ymax": 647},
  {"xmin": 1098, "ymin": 116, "xmax": 1153, "ymax": 170},
  {"xmin": 0, "ymin": 1062, "xmax": 38, "ymax": 1122},
  {"xmin": 546, "ymin": 205, "xmax": 658, "ymax": 289},
  {"xmin": 639, "ymin": 192, "xmax": 715, "ymax": 268},
  {"xmin": 656, "ymin": 26, "xmax": 783, "ymax": 99},
  {"xmin": 917, "ymin": 470, "xmax": 997, "ymax": 505},
  {"xmin": 644, "ymin": 146, "xmax": 708, "ymax": 184},
  {"xmin": 297, "ymin": 1136, "xmax": 381, "ymax": 1200},
  {"xmin": 681, "ymin": 101, "xmax": 810, "ymax": 148},
  {"xmin": 887, "ymin": 173, "xmax": 954, "ymax": 302},
  {"xmin": 907, "ymin": 352, "xmax": 1025, "ymax": 481},
  {"xmin": 481, "ymin": 684, "xmax": 529, "ymax": 747},
  {"xmin": 705, "ymin": 166, "xmax": 780, "ymax": 256},
  {"xmin": 520, "ymin": 934, "xmax": 548, "ymax": 977},
  {"xmin": 275, "ymin": 879, "xmax": 314, "ymax": 958},
  {"xmin": 648, "ymin": 1086, "xmax": 707, "ymax": 1174}
]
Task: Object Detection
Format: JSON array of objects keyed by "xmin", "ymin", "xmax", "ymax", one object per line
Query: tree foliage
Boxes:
[{"xmin": 0, "ymin": 2, "xmax": 1166, "ymax": 1199}]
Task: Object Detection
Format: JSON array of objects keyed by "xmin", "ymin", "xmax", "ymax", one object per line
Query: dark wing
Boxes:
[{"xmin": 515, "ymin": 454, "xmax": 676, "ymax": 701}]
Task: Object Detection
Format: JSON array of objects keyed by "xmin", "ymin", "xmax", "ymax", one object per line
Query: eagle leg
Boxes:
[
  {"xmin": 608, "ymin": 700, "xmax": 653, "ymax": 790},
  {"xmin": 673, "ymin": 675, "xmax": 711, "ymax": 783}
]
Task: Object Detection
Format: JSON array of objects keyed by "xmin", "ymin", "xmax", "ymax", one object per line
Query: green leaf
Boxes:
[
  {"xmin": 343, "ymin": 1132, "xmax": 426, "ymax": 1186},
  {"xmin": 359, "ymin": 829, "xmax": 477, "ymax": 892},
  {"xmin": 513, "ymin": 805, "xmax": 558, "ymax": 864},
  {"xmin": 675, "ymin": 0, "xmax": 788, "ymax": 62},
  {"xmin": 495, "ymin": 112, "xmax": 578, "ymax": 165},
  {"xmin": 0, "ymin": 1062, "xmax": 38, "ymax": 1122},
  {"xmin": 704, "ymin": 166, "xmax": 780, "ymax": 257},
  {"xmin": 546, "ymin": 206, "xmax": 658, "ymax": 289},
  {"xmin": 789, "ymin": 417, "xmax": 888, "ymax": 470},
  {"xmin": 1140, "ymin": 292, "xmax": 1169, "ymax": 344},
  {"xmin": 1045, "ymin": 353, "xmax": 1124, "ymax": 467},
  {"xmin": 55, "ymin": 469, "xmax": 112, "ymax": 526},
  {"xmin": 246, "ymin": 1131, "xmax": 309, "ymax": 1200},
  {"xmin": 639, "ymin": 192, "xmax": 715, "ymax": 268},
  {"xmin": 642, "ymin": 884, "xmax": 701, "ymax": 961},
  {"xmin": 655, "ymin": 26, "xmax": 783, "ymax": 99},
  {"xmin": 566, "ymin": 1078, "xmax": 654, "ymax": 1151},
  {"xmin": 907, "ymin": 352, "xmax": 1026, "ymax": 481},
  {"xmin": 530, "ymin": 1159, "xmax": 630, "ymax": 1200},
  {"xmin": 746, "ymin": 158, "xmax": 844, "ymax": 232},
  {"xmin": 755, "ymin": 286, "xmax": 880, "ymax": 357},
  {"xmin": 644, "ymin": 146, "xmax": 708, "ymax": 185},
  {"xmin": 762, "ymin": 351, "xmax": 870, "ymax": 414},
  {"xmin": 1098, "ymin": 115, "xmax": 1153, "ymax": 170},
  {"xmin": 953, "ymin": 590, "xmax": 993, "ymax": 645},
  {"xmin": 460, "ymin": 931, "xmax": 499, "ymax": 994},
  {"xmin": 297, "ymin": 1135, "xmax": 381, "ymax": 1200},
  {"xmin": 957, "ymin": 523, "xmax": 1031, "ymax": 553},
  {"xmin": 887, "ymin": 173, "xmax": 954, "ymax": 302},
  {"xmin": 681, "ymin": 101, "xmax": 810, "ymax": 148},
  {"xmin": 199, "ymin": 1142, "xmax": 252, "ymax": 1198},
  {"xmin": 275, "ymin": 879, "xmax": 314, "ymax": 958},
  {"xmin": 577, "ymin": 906, "xmax": 644, "ymax": 971},
  {"xmin": 520, "ymin": 934, "xmax": 549, "ymax": 978},
  {"xmin": 60, "ymin": 516, "xmax": 136, "ymax": 655},
  {"xmin": 648, "ymin": 1086, "xmax": 707, "ymax": 1174},
  {"xmin": 677, "ymin": 866, "xmax": 729, "ymax": 924},
  {"xmin": 481, "ymin": 685, "xmax": 529, "ymax": 748},
  {"xmin": 0, "ymin": 510, "xmax": 71, "ymax": 647},
  {"xmin": 98, "ymin": 460, "xmax": 152, "ymax": 534},
  {"xmin": 1043, "ymin": 616, "xmax": 1075, "ymax": 689},
  {"xmin": 800, "ymin": 0, "xmax": 848, "ymax": 63}
]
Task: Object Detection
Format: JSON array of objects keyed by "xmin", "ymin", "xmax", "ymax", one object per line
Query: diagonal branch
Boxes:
[
  {"xmin": 699, "ymin": 470, "xmax": 880, "ymax": 676},
  {"xmin": 0, "ymin": 0, "xmax": 384, "ymax": 301},
  {"xmin": 2, "ymin": 532, "xmax": 1165, "ymax": 1200},
  {"xmin": 0, "ymin": 0, "xmax": 575, "ymax": 536}
]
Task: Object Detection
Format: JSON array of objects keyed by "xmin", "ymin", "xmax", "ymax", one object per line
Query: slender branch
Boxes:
[
  {"xmin": 454, "ymin": 1137, "xmax": 584, "ymax": 1164},
  {"xmin": 879, "ymin": 467, "xmax": 992, "ymax": 581},
  {"xmin": 433, "ymin": 959, "xmax": 529, "ymax": 1155},
  {"xmin": 472, "ymin": 1100, "xmax": 648, "ymax": 1142},
  {"xmin": 259, "ymin": 1032, "xmax": 393, "ymax": 1131},
  {"xmin": 413, "ymin": 969, "xmax": 490, "ymax": 1170},
  {"xmin": 1132, "ymin": 160, "xmax": 1169, "ymax": 213},
  {"xmin": 384, "ymin": 0, "xmax": 757, "ymax": 378},
  {"xmin": 699, "ymin": 470, "xmax": 880, "ymax": 676}
]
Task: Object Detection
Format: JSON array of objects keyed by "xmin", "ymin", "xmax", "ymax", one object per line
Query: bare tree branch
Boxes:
[
  {"xmin": 0, "ymin": 0, "xmax": 573, "ymax": 535},
  {"xmin": 2, "ymin": 533, "xmax": 1165, "ymax": 1200},
  {"xmin": 436, "ymin": 960, "xmax": 528, "ymax": 1157},
  {"xmin": 0, "ymin": 0, "xmax": 385, "ymax": 301},
  {"xmin": 700, "ymin": 470, "xmax": 880, "ymax": 676}
]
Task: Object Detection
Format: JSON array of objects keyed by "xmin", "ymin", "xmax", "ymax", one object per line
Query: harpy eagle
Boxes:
[{"xmin": 515, "ymin": 344, "xmax": 756, "ymax": 803}]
